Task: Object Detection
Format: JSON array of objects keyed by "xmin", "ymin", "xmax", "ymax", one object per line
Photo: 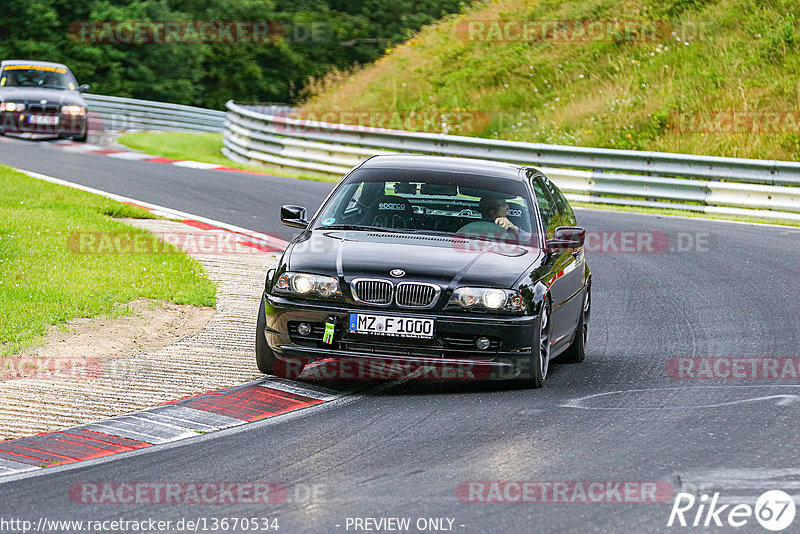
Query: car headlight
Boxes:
[
  {"xmin": 272, "ymin": 272, "xmax": 341, "ymax": 299},
  {"xmin": 0, "ymin": 102, "xmax": 24, "ymax": 112},
  {"xmin": 61, "ymin": 105, "xmax": 85, "ymax": 115},
  {"xmin": 449, "ymin": 287, "xmax": 527, "ymax": 313},
  {"xmin": 482, "ymin": 289, "xmax": 507, "ymax": 309}
]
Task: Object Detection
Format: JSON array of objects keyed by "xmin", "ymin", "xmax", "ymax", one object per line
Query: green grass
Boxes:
[
  {"xmin": 117, "ymin": 132, "xmax": 338, "ymax": 182},
  {"xmin": 0, "ymin": 165, "xmax": 216, "ymax": 357},
  {"xmin": 301, "ymin": 0, "xmax": 800, "ymax": 161}
]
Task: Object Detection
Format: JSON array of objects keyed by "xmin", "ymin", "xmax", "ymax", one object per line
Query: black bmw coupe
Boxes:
[
  {"xmin": 257, "ymin": 155, "xmax": 591, "ymax": 387},
  {"xmin": 0, "ymin": 60, "xmax": 89, "ymax": 141}
]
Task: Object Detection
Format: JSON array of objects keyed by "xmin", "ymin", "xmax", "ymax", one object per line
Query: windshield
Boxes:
[
  {"xmin": 0, "ymin": 65, "xmax": 77, "ymax": 90},
  {"xmin": 314, "ymin": 168, "xmax": 538, "ymax": 243}
]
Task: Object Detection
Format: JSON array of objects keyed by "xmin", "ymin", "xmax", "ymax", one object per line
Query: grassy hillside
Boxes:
[{"xmin": 301, "ymin": 0, "xmax": 800, "ymax": 161}]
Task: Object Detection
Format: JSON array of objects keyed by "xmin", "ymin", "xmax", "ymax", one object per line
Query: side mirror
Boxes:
[
  {"xmin": 281, "ymin": 205, "xmax": 309, "ymax": 229},
  {"xmin": 548, "ymin": 226, "xmax": 585, "ymax": 251},
  {"xmin": 77, "ymin": 84, "xmax": 90, "ymax": 93}
]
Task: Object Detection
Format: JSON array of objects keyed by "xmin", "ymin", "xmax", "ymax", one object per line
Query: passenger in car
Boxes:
[{"xmin": 3, "ymin": 72, "xmax": 18, "ymax": 87}]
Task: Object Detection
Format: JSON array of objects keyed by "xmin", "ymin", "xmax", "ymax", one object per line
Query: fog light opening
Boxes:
[
  {"xmin": 297, "ymin": 322, "xmax": 312, "ymax": 336},
  {"xmin": 475, "ymin": 336, "xmax": 491, "ymax": 350}
]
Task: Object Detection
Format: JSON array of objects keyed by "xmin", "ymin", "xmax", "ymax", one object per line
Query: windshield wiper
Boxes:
[
  {"xmin": 403, "ymin": 229, "xmax": 455, "ymax": 237},
  {"xmin": 400, "ymin": 228, "xmax": 503, "ymax": 241},
  {"xmin": 317, "ymin": 224, "xmax": 406, "ymax": 233}
]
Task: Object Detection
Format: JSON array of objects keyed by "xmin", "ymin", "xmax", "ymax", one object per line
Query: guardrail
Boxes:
[
  {"xmin": 84, "ymin": 94, "xmax": 225, "ymax": 133},
  {"xmin": 222, "ymin": 100, "xmax": 800, "ymax": 222}
]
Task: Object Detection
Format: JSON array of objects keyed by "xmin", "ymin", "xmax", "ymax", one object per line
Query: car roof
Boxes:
[
  {"xmin": 358, "ymin": 154, "xmax": 529, "ymax": 181},
  {"xmin": 1, "ymin": 60, "xmax": 71, "ymax": 70}
]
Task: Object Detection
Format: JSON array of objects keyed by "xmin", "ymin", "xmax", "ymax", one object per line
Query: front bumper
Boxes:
[
  {"xmin": 0, "ymin": 111, "xmax": 87, "ymax": 135},
  {"xmin": 263, "ymin": 292, "xmax": 538, "ymax": 380}
]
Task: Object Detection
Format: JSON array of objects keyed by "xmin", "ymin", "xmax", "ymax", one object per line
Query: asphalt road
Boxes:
[{"xmin": 2, "ymin": 136, "xmax": 800, "ymax": 533}]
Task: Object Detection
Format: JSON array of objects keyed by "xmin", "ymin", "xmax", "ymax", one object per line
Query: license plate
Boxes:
[
  {"xmin": 28, "ymin": 115, "xmax": 58, "ymax": 125},
  {"xmin": 349, "ymin": 313, "xmax": 434, "ymax": 339}
]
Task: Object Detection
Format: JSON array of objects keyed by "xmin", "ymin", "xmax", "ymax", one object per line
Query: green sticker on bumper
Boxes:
[{"xmin": 323, "ymin": 322, "xmax": 335, "ymax": 344}]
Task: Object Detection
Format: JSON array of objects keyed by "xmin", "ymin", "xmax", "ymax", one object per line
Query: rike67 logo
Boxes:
[{"xmin": 668, "ymin": 490, "xmax": 796, "ymax": 531}]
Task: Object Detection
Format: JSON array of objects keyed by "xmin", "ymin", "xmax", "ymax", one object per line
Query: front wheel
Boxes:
[
  {"xmin": 518, "ymin": 299, "xmax": 551, "ymax": 388},
  {"xmin": 559, "ymin": 284, "xmax": 590, "ymax": 363},
  {"xmin": 256, "ymin": 298, "xmax": 277, "ymax": 374},
  {"xmin": 256, "ymin": 297, "xmax": 304, "ymax": 378},
  {"xmin": 73, "ymin": 128, "xmax": 88, "ymax": 143}
]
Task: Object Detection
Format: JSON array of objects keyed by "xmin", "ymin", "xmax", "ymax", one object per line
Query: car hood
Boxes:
[
  {"xmin": 286, "ymin": 230, "xmax": 543, "ymax": 288},
  {"xmin": 0, "ymin": 87, "xmax": 85, "ymax": 106}
]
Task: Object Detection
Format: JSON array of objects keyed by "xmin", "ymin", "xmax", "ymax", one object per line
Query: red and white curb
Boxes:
[
  {"xmin": 50, "ymin": 139, "xmax": 270, "ymax": 176},
  {"xmin": 0, "ymin": 377, "xmax": 344, "ymax": 476}
]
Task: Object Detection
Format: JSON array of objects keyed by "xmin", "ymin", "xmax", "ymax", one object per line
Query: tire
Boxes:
[
  {"xmin": 255, "ymin": 297, "xmax": 304, "ymax": 378},
  {"xmin": 559, "ymin": 284, "xmax": 590, "ymax": 363},
  {"xmin": 73, "ymin": 128, "xmax": 88, "ymax": 143},
  {"xmin": 255, "ymin": 297, "xmax": 277, "ymax": 374},
  {"xmin": 518, "ymin": 298, "xmax": 551, "ymax": 388}
]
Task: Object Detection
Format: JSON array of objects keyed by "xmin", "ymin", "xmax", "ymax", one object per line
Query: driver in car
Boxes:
[
  {"xmin": 41, "ymin": 73, "xmax": 59, "ymax": 86},
  {"xmin": 458, "ymin": 196, "xmax": 525, "ymax": 238}
]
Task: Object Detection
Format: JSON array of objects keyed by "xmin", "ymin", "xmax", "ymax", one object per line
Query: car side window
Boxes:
[
  {"xmin": 530, "ymin": 175, "xmax": 558, "ymax": 239},
  {"xmin": 544, "ymin": 177, "xmax": 577, "ymax": 226}
]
